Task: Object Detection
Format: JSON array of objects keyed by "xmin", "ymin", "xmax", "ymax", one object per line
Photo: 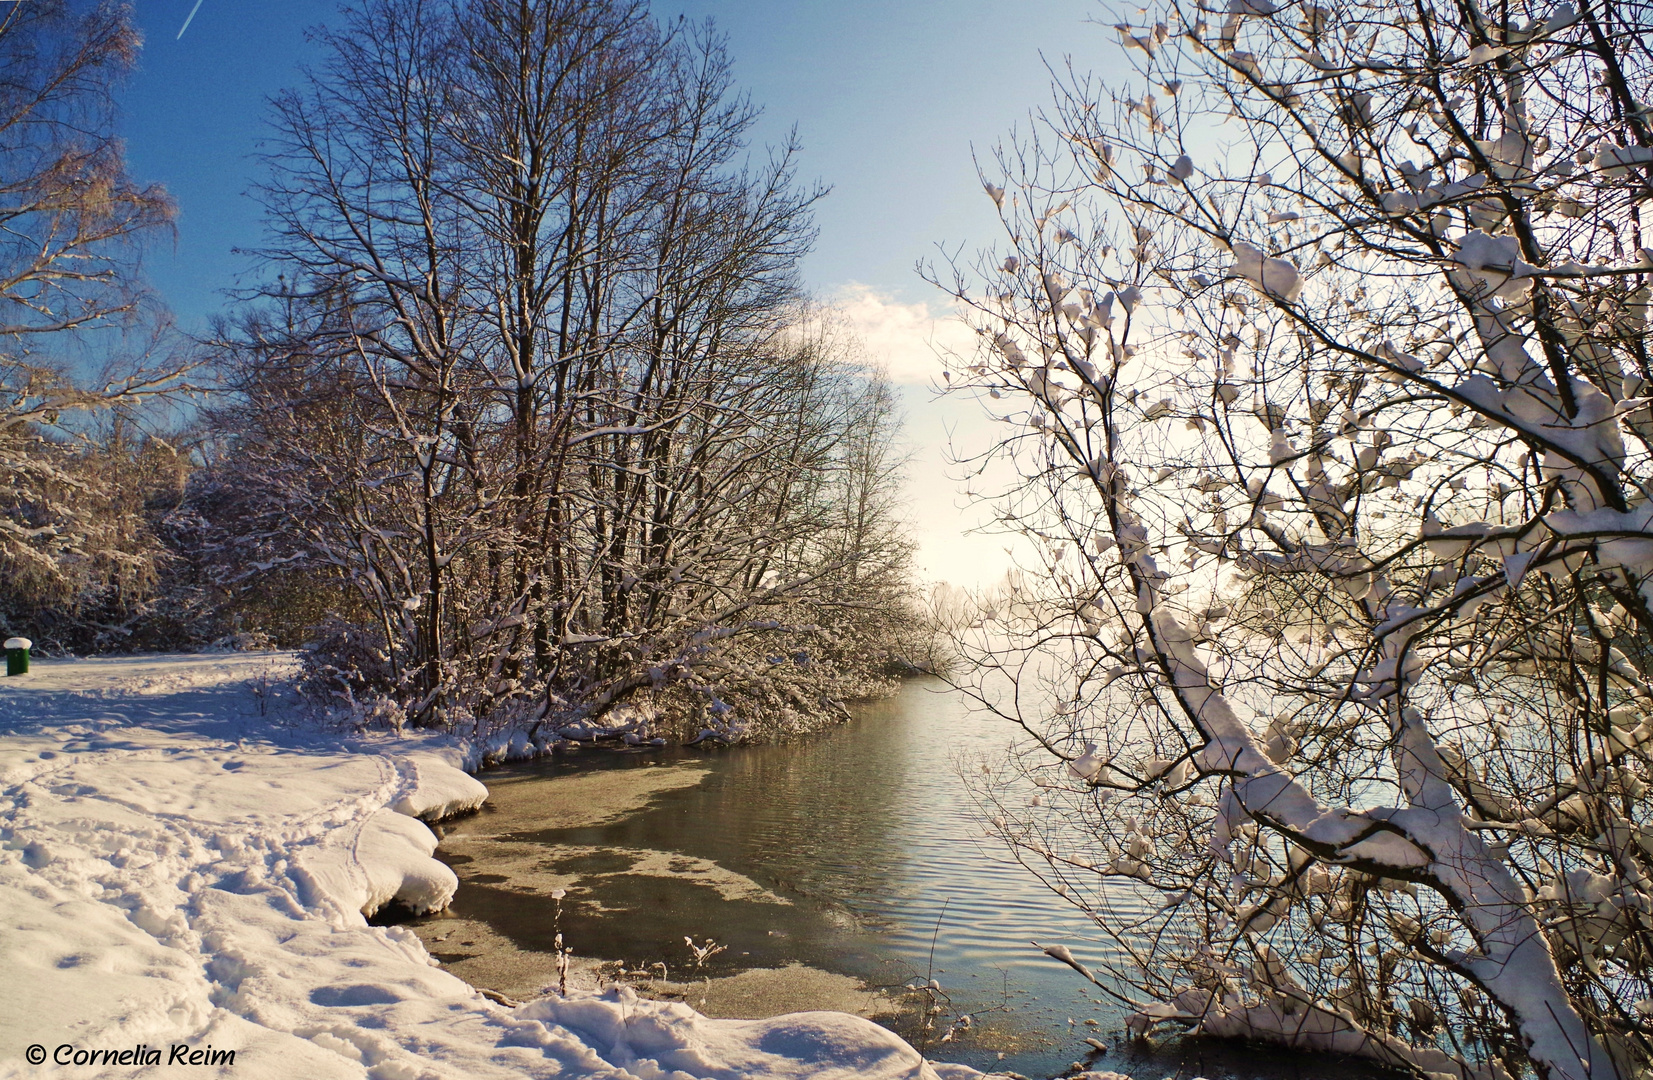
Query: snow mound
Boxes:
[
  {"xmin": 522, "ymin": 989, "xmax": 975, "ymax": 1079},
  {"xmin": 297, "ymin": 808, "xmax": 460, "ymax": 917},
  {"xmin": 391, "ymin": 752, "xmax": 489, "ymax": 821}
]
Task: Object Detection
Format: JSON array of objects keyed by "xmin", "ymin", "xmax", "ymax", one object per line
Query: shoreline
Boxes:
[
  {"xmin": 396, "ymin": 745, "xmax": 908, "ymax": 1023},
  {"xmin": 1, "ymin": 653, "xmax": 978, "ymax": 1080}
]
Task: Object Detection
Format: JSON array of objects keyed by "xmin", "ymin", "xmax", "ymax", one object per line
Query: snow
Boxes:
[
  {"xmin": 1464, "ymin": 43, "xmax": 1510, "ymax": 65},
  {"xmin": 1226, "ymin": 242, "xmax": 1303, "ymax": 302},
  {"xmin": 1124, "ymin": 988, "xmax": 1510, "ymax": 1080},
  {"xmin": 0, "ymin": 653, "xmax": 978, "ymax": 1080},
  {"xmin": 1596, "ymin": 144, "xmax": 1653, "ymax": 177}
]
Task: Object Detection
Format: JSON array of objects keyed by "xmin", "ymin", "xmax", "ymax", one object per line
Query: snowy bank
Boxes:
[{"xmin": 0, "ymin": 654, "xmax": 976, "ymax": 1079}]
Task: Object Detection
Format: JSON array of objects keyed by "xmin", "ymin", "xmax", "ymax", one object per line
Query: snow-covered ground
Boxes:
[{"xmin": 0, "ymin": 654, "xmax": 981, "ymax": 1079}]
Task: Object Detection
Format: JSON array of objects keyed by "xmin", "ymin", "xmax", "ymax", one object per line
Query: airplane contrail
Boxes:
[{"xmin": 176, "ymin": 0, "xmax": 206, "ymax": 39}]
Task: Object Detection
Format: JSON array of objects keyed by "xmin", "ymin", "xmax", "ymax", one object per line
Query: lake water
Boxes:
[{"xmin": 408, "ymin": 677, "xmax": 1394, "ymax": 1080}]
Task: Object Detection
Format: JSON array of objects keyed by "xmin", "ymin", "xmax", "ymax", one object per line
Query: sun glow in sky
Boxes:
[{"xmin": 123, "ymin": 0, "xmax": 1124, "ymax": 588}]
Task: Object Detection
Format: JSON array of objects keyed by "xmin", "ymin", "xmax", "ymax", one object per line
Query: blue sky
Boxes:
[{"xmin": 121, "ymin": 0, "xmax": 1126, "ymax": 585}]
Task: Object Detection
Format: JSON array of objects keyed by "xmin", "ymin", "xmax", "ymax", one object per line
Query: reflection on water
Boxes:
[{"xmin": 414, "ymin": 678, "xmax": 1398, "ymax": 1080}]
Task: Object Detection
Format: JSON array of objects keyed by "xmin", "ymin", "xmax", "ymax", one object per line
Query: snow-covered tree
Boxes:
[
  {"xmin": 0, "ymin": 0, "xmax": 191, "ymax": 642},
  {"xmin": 0, "ymin": 421, "xmax": 182, "ymax": 646},
  {"xmin": 934, "ymin": 0, "xmax": 1653, "ymax": 1076},
  {"xmin": 210, "ymin": 0, "xmax": 918, "ymax": 732}
]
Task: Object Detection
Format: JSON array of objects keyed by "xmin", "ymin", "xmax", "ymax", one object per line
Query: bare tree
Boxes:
[
  {"xmin": 933, "ymin": 0, "xmax": 1653, "ymax": 1076},
  {"xmin": 217, "ymin": 0, "xmax": 915, "ymax": 734}
]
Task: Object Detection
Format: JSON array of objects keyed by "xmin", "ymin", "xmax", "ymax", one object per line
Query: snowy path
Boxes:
[{"xmin": 0, "ymin": 655, "xmax": 972, "ymax": 1080}]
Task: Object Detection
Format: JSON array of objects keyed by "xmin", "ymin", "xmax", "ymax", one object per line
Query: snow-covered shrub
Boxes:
[
  {"xmin": 532, "ymin": 594, "xmax": 923, "ymax": 746},
  {"xmin": 205, "ymin": 629, "xmax": 277, "ymax": 653},
  {"xmin": 164, "ymin": 455, "xmax": 368, "ymax": 650},
  {"xmin": 0, "ymin": 431, "xmax": 159, "ymax": 636},
  {"xmin": 934, "ymin": 0, "xmax": 1653, "ymax": 1076},
  {"xmin": 0, "ymin": 426, "xmax": 211, "ymax": 653},
  {"xmin": 296, "ymin": 614, "xmax": 401, "ymax": 724}
]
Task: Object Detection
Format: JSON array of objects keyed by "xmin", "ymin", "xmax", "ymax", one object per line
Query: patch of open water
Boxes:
[{"xmin": 406, "ymin": 677, "xmax": 1400, "ymax": 1080}]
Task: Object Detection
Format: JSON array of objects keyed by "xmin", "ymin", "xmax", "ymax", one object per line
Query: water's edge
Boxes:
[{"xmin": 395, "ymin": 679, "xmax": 1407, "ymax": 1080}]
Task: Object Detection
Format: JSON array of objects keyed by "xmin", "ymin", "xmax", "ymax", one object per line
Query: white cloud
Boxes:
[
  {"xmin": 824, "ymin": 284, "xmax": 1027, "ymax": 588},
  {"xmin": 833, "ymin": 282, "xmax": 977, "ymax": 386}
]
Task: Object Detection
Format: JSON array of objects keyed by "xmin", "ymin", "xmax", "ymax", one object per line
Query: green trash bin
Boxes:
[{"xmin": 5, "ymin": 636, "xmax": 30, "ymax": 676}]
